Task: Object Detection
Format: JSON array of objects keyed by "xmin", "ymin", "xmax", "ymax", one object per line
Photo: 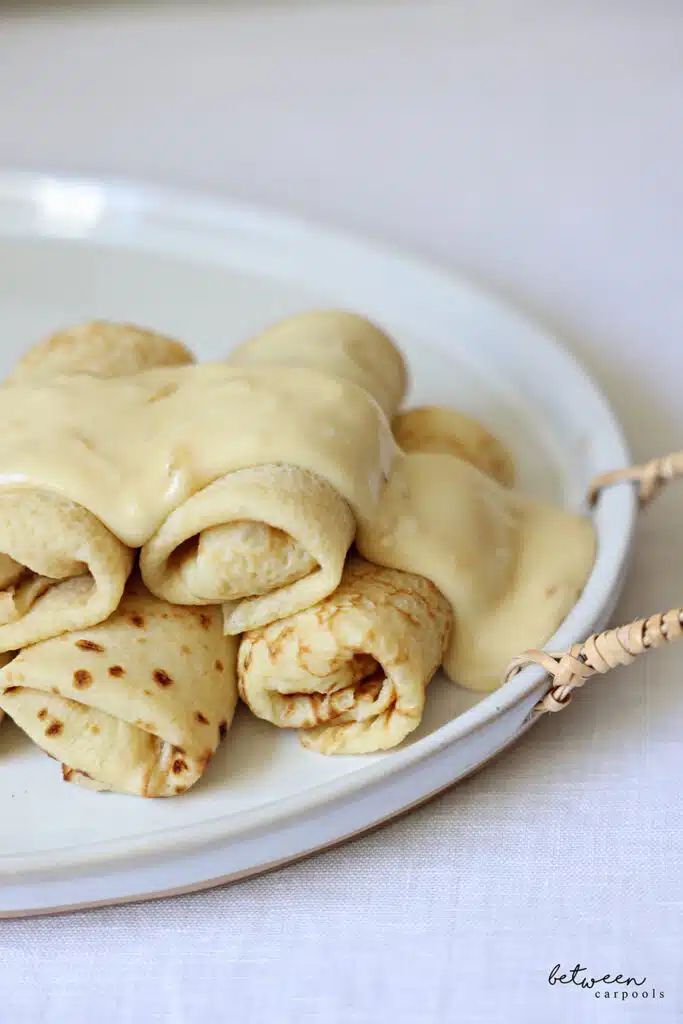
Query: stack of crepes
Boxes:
[
  {"xmin": 0, "ymin": 322, "xmax": 237, "ymax": 796},
  {"xmin": 232, "ymin": 321, "xmax": 593, "ymax": 750},
  {"xmin": 0, "ymin": 311, "xmax": 595, "ymax": 795}
]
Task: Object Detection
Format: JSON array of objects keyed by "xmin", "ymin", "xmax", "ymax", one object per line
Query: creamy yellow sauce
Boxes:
[
  {"xmin": 0, "ymin": 360, "xmax": 596, "ymax": 690},
  {"xmin": 0, "ymin": 364, "xmax": 397, "ymax": 548},
  {"xmin": 356, "ymin": 453, "xmax": 596, "ymax": 690}
]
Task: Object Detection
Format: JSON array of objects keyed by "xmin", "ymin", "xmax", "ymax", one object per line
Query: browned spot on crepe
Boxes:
[
  {"xmin": 355, "ymin": 677, "xmax": 385, "ymax": 700},
  {"xmin": 3, "ymin": 686, "xmax": 19, "ymax": 695},
  {"xmin": 219, "ymin": 720, "xmax": 228, "ymax": 739},
  {"xmin": 75, "ymin": 639, "xmax": 105, "ymax": 653},
  {"xmin": 181, "ymin": 644, "xmax": 191, "ymax": 655},
  {"xmin": 215, "ymin": 659, "xmax": 224, "ymax": 672},
  {"xmin": 46, "ymin": 721, "xmax": 63, "ymax": 737},
  {"xmin": 153, "ymin": 669, "xmax": 173, "ymax": 688},
  {"xmin": 91, "ymin": 724, "xmax": 100, "ymax": 735},
  {"xmin": 172, "ymin": 758, "xmax": 188, "ymax": 775},
  {"xmin": 73, "ymin": 669, "xmax": 93, "ymax": 689},
  {"xmin": 266, "ymin": 624, "xmax": 296, "ymax": 659},
  {"xmin": 63, "ymin": 765, "xmax": 93, "ymax": 782},
  {"xmin": 37, "ymin": 708, "xmax": 48, "ymax": 720},
  {"xmin": 129, "ymin": 613, "xmax": 145, "ymax": 628},
  {"xmin": 395, "ymin": 607, "xmax": 421, "ymax": 628},
  {"xmin": 108, "ymin": 665, "xmax": 125, "ymax": 678},
  {"xmin": 199, "ymin": 613, "xmax": 212, "ymax": 630},
  {"xmin": 195, "ymin": 711, "xmax": 209, "ymax": 725}
]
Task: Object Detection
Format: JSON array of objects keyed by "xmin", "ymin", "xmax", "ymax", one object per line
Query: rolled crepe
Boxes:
[
  {"xmin": 8, "ymin": 320, "xmax": 194, "ymax": 382},
  {"xmin": 0, "ymin": 489, "xmax": 133, "ymax": 653},
  {"xmin": 141, "ymin": 464, "xmax": 356, "ymax": 635},
  {"xmin": 357, "ymin": 452, "xmax": 595, "ymax": 691},
  {"xmin": 238, "ymin": 557, "xmax": 452, "ymax": 754},
  {"xmin": 144, "ymin": 309, "xmax": 405, "ymax": 631},
  {"xmin": 393, "ymin": 405, "xmax": 515, "ymax": 487},
  {"xmin": 0, "ymin": 321, "xmax": 183, "ymax": 650},
  {"xmin": 229, "ymin": 310, "xmax": 407, "ymax": 418},
  {"xmin": 0, "ymin": 580, "xmax": 237, "ymax": 797}
]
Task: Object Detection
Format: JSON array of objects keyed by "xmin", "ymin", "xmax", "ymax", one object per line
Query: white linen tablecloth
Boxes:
[{"xmin": 0, "ymin": 2, "xmax": 681, "ymax": 1021}]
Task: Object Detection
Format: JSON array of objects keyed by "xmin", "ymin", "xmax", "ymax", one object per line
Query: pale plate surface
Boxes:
[{"xmin": 0, "ymin": 173, "xmax": 634, "ymax": 914}]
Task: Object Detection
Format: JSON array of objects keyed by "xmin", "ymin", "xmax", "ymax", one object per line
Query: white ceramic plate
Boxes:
[{"xmin": 0, "ymin": 172, "xmax": 635, "ymax": 917}]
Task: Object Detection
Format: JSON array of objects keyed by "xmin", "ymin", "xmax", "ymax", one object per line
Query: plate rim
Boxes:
[{"xmin": 0, "ymin": 169, "xmax": 636, "ymax": 879}]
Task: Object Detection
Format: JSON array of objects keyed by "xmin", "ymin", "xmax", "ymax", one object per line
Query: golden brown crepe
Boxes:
[
  {"xmin": 8, "ymin": 320, "xmax": 194, "ymax": 382},
  {"xmin": 177, "ymin": 309, "xmax": 405, "ymax": 631},
  {"xmin": 229, "ymin": 310, "xmax": 407, "ymax": 418},
  {"xmin": 141, "ymin": 465, "xmax": 355, "ymax": 635},
  {"xmin": 357, "ymin": 452, "xmax": 595, "ymax": 691},
  {"xmin": 393, "ymin": 405, "xmax": 515, "ymax": 487},
  {"xmin": 0, "ymin": 580, "xmax": 237, "ymax": 796},
  {"xmin": 0, "ymin": 489, "xmax": 133, "ymax": 654},
  {"xmin": 0, "ymin": 320, "xmax": 192, "ymax": 651},
  {"xmin": 238, "ymin": 557, "xmax": 451, "ymax": 754}
]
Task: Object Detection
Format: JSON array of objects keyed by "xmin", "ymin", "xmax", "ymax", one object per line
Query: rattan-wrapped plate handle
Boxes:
[{"xmin": 505, "ymin": 451, "xmax": 683, "ymax": 714}]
